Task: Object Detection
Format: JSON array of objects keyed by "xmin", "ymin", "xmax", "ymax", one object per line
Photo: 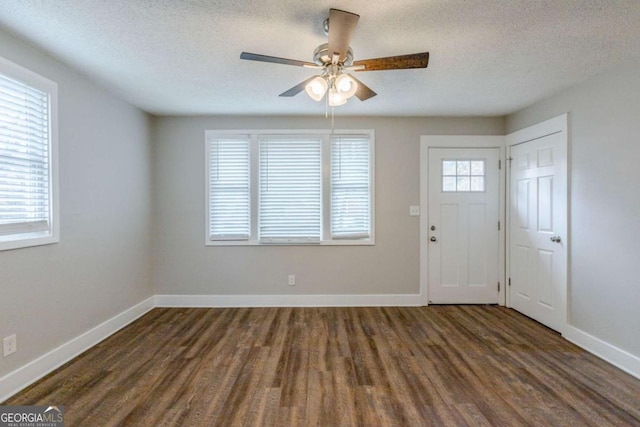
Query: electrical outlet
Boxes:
[
  {"xmin": 3, "ymin": 334, "xmax": 17, "ymax": 357},
  {"xmin": 288, "ymin": 274, "xmax": 296, "ymax": 286},
  {"xmin": 409, "ymin": 205, "xmax": 420, "ymax": 216}
]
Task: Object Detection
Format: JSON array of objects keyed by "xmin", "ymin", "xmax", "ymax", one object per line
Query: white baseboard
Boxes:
[
  {"xmin": 564, "ymin": 325, "xmax": 640, "ymax": 380},
  {"xmin": 0, "ymin": 296, "xmax": 155, "ymax": 403},
  {"xmin": 155, "ymin": 293, "xmax": 422, "ymax": 308}
]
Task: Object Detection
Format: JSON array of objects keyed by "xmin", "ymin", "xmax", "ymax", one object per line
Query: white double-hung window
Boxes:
[
  {"xmin": 207, "ymin": 136, "xmax": 251, "ymax": 240},
  {"xmin": 206, "ymin": 130, "xmax": 374, "ymax": 245},
  {"xmin": 331, "ymin": 136, "xmax": 371, "ymax": 240},
  {"xmin": 259, "ymin": 135, "xmax": 322, "ymax": 243},
  {"xmin": 0, "ymin": 57, "xmax": 58, "ymax": 251}
]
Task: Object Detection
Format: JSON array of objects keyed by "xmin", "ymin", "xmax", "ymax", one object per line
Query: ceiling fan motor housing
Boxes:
[{"xmin": 313, "ymin": 43, "xmax": 354, "ymax": 66}]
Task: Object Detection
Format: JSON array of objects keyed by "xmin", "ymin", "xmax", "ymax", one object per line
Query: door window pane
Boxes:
[
  {"xmin": 471, "ymin": 161, "xmax": 484, "ymax": 175},
  {"xmin": 442, "ymin": 161, "xmax": 457, "ymax": 175},
  {"xmin": 471, "ymin": 176, "xmax": 485, "ymax": 192},
  {"xmin": 442, "ymin": 176, "xmax": 456, "ymax": 192},
  {"xmin": 456, "ymin": 176, "xmax": 470, "ymax": 191},
  {"xmin": 456, "ymin": 161, "xmax": 470, "ymax": 175}
]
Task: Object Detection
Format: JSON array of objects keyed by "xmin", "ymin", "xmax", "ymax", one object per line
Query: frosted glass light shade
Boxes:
[
  {"xmin": 335, "ymin": 74, "xmax": 358, "ymax": 99},
  {"xmin": 305, "ymin": 76, "xmax": 328, "ymax": 101},
  {"xmin": 328, "ymin": 87, "xmax": 347, "ymax": 106}
]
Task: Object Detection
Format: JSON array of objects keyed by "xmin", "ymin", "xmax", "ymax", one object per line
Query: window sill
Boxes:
[
  {"xmin": 205, "ymin": 239, "xmax": 375, "ymax": 247},
  {"xmin": 0, "ymin": 232, "xmax": 59, "ymax": 252}
]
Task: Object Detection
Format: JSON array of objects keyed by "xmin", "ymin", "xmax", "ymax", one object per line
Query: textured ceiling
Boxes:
[{"xmin": 1, "ymin": 1, "xmax": 640, "ymax": 116}]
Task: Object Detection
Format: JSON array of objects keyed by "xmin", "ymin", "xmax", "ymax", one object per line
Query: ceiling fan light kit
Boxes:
[
  {"xmin": 336, "ymin": 74, "xmax": 358, "ymax": 98},
  {"xmin": 305, "ymin": 76, "xmax": 328, "ymax": 101},
  {"xmin": 335, "ymin": 74, "xmax": 358, "ymax": 98},
  {"xmin": 240, "ymin": 8, "xmax": 430, "ymax": 108},
  {"xmin": 328, "ymin": 87, "xmax": 347, "ymax": 107},
  {"xmin": 304, "ymin": 67, "xmax": 359, "ymax": 106}
]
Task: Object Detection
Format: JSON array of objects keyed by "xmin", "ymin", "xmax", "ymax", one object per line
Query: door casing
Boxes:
[{"xmin": 420, "ymin": 136, "xmax": 506, "ymax": 306}]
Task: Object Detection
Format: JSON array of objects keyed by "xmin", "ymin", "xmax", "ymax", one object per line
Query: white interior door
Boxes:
[
  {"xmin": 508, "ymin": 126, "xmax": 567, "ymax": 332},
  {"xmin": 428, "ymin": 148, "xmax": 500, "ymax": 304}
]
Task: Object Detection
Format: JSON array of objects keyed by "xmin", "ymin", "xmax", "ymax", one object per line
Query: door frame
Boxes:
[
  {"xmin": 419, "ymin": 136, "xmax": 506, "ymax": 305},
  {"xmin": 505, "ymin": 114, "xmax": 569, "ymax": 332}
]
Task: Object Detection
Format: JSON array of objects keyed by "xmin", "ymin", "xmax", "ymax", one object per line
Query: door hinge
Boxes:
[
  {"xmin": 499, "ymin": 159, "xmax": 502, "ymax": 170},
  {"xmin": 508, "ymin": 277, "xmax": 511, "ymax": 286},
  {"xmin": 498, "ymin": 221, "xmax": 501, "ymax": 231},
  {"xmin": 507, "ymin": 157, "xmax": 513, "ymax": 165},
  {"xmin": 498, "ymin": 282, "xmax": 501, "ymax": 292}
]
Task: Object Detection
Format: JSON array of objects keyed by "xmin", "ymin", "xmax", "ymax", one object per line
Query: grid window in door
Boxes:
[{"xmin": 442, "ymin": 159, "xmax": 485, "ymax": 192}]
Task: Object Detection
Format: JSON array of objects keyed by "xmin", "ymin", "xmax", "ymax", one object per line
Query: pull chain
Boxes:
[
  {"xmin": 331, "ymin": 106, "xmax": 335, "ymax": 133},
  {"xmin": 325, "ymin": 91, "xmax": 328, "ymax": 119}
]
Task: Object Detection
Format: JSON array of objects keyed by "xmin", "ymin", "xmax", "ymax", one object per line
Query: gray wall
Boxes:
[
  {"xmin": 0, "ymin": 30, "xmax": 153, "ymax": 376},
  {"xmin": 506, "ymin": 58, "xmax": 640, "ymax": 358},
  {"xmin": 152, "ymin": 116, "xmax": 504, "ymax": 296}
]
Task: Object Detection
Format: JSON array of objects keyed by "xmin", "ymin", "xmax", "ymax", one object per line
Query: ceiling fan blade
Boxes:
[
  {"xmin": 327, "ymin": 9, "xmax": 360, "ymax": 62},
  {"xmin": 240, "ymin": 52, "xmax": 315, "ymax": 67},
  {"xmin": 279, "ymin": 76, "xmax": 318, "ymax": 97},
  {"xmin": 353, "ymin": 52, "xmax": 429, "ymax": 71},
  {"xmin": 349, "ymin": 75, "xmax": 377, "ymax": 101}
]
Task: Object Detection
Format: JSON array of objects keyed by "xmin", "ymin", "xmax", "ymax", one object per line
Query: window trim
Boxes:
[
  {"xmin": 205, "ymin": 129, "xmax": 375, "ymax": 246},
  {"xmin": 0, "ymin": 57, "xmax": 59, "ymax": 251}
]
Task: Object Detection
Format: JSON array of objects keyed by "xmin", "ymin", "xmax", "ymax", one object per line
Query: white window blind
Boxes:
[
  {"xmin": 259, "ymin": 136, "xmax": 322, "ymax": 243},
  {"xmin": 0, "ymin": 72, "xmax": 51, "ymax": 237},
  {"xmin": 208, "ymin": 137, "xmax": 250, "ymax": 240},
  {"xmin": 331, "ymin": 135, "xmax": 370, "ymax": 239}
]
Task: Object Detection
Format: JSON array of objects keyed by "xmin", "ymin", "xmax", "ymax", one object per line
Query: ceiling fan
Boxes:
[{"xmin": 240, "ymin": 8, "xmax": 429, "ymax": 107}]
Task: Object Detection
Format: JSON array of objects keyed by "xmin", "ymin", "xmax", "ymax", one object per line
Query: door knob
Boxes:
[
  {"xmin": 550, "ymin": 235, "xmax": 561, "ymax": 243},
  {"xmin": 430, "ymin": 236, "xmax": 437, "ymax": 242}
]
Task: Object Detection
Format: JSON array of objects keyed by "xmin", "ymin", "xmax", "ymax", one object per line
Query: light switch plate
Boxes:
[{"xmin": 409, "ymin": 205, "xmax": 420, "ymax": 216}]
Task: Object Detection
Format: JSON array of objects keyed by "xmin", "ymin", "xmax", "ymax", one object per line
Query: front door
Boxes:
[
  {"xmin": 428, "ymin": 148, "xmax": 500, "ymax": 304},
  {"xmin": 508, "ymin": 128, "xmax": 567, "ymax": 332}
]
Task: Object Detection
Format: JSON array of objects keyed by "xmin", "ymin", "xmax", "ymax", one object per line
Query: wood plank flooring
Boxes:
[{"xmin": 4, "ymin": 306, "xmax": 640, "ymax": 426}]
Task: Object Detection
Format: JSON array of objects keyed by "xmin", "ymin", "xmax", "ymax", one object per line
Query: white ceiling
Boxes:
[{"xmin": 1, "ymin": 1, "xmax": 640, "ymax": 117}]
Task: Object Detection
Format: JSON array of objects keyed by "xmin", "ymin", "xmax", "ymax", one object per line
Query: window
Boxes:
[
  {"xmin": 442, "ymin": 159, "xmax": 485, "ymax": 192},
  {"xmin": 205, "ymin": 130, "xmax": 374, "ymax": 245},
  {"xmin": 0, "ymin": 57, "xmax": 58, "ymax": 251},
  {"xmin": 207, "ymin": 136, "xmax": 250, "ymax": 240},
  {"xmin": 259, "ymin": 135, "xmax": 322, "ymax": 243},
  {"xmin": 331, "ymin": 136, "xmax": 370, "ymax": 239}
]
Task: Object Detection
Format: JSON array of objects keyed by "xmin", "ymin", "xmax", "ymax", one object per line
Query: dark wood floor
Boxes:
[{"xmin": 5, "ymin": 306, "xmax": 640, "ymax": 426}]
